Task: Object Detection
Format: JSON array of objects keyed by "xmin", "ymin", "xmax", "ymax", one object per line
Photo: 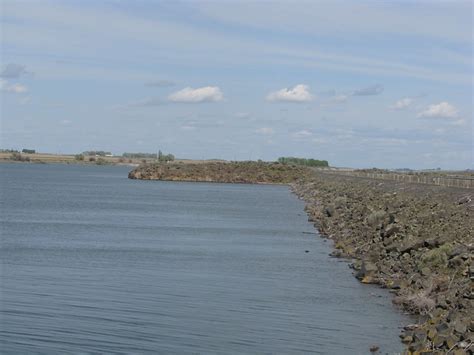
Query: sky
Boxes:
[{"xmin": 0, "ymin": 0, "xmax": 472, "ymax": 169}]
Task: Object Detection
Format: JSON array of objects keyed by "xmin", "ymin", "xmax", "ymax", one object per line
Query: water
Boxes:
[{"xmin": 1, "ymin": 163, "xmax": 409, "ymax": 354}]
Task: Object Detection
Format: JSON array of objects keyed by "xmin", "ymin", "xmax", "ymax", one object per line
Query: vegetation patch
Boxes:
[
  {"xmin": 129, "ymin": 161, "xmax": 311, "ymax": 184},
  {"xmin": 277, "ymin": 156, "xmax": 329, "ymax": 167}
]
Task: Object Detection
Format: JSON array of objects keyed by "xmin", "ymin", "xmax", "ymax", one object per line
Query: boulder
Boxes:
[{"xmin": 356, "ymin": 260, "xmax": 379, "ymax": 283}]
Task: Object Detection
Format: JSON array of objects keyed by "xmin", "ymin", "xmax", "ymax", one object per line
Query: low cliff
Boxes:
[{"xmin": 128, "ymin": 161, "xmax": 311, "ymax": 184}]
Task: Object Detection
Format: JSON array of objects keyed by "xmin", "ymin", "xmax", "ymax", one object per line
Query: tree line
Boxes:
[
  {"xmin": 122, "ymin": 151, "xmax": 175, "ymax": 162},
  {"xmin": 277, "ymin": 157, "xmax": 329, "ymax": 167}
]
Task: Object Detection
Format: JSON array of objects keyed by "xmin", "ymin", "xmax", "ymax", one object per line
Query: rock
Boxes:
[
  {"xmin": 421, "ymin": 266, "xmax": 431, "ymax": 276},
  {"xmin": 424, "ymin": 238, "xmax": 440, "ymax": 248},
  {"xmin": 458, "ymin": 340, "xmax": 469, "ymax": 349},
  {"xmin": 388, "ymin": 279, "xmax": 402, "ymax": 290},
  {"xmin": 361, "ymin": 276, "xmax": 378, "ymax": 284},
  {"xmin": 453, "ymin": 320, "xmax": 467, "ymax": 335},
  {"xmin": 383, "ymin": 224, "xmax": 401, "ymax": 238},
  {"xmin": 334, "ymin": 196, "xmax": 347, "ymax": 209},
  {"xmin": 324, "ymin": 205, "xmax": 335, "ymax": 217},
  {"xmin": 408, "ymin": 340, "xmax": 425, "ymax": 352},
  {"xmin": 398, "ymin": 236, "xmax": 424, "ymax": 253},
  {"xmin": 432, "ymin": 334, "xmax": 448, "ymax": 348},
  {"xmin": 427, "ymin": 327, "xmax": 437, "ymax": 340},
  {"xmin": 449, "ymin": 245, "xmax": 465, "ymax": 258},
  {"xmin": 445, "ymin": 334, "xmax": 460, "ymax": 349},
  {"xmin": 355, "ymin": 260, "xmax": 378, "ymax": 281},
  {"xmin": 369, "ymin": 345, "xmax": 379, "ymax": 352},
  {"xmin": 413, "ymin": 329, "xmax": 428, "ymax": 343},
  {"xmin": 436, "ymin": 322, "xmax": 451, "ymax": 336},
  {"xmin": 448, "ymin": 255, "xmax": 464, "ymax": 268}
]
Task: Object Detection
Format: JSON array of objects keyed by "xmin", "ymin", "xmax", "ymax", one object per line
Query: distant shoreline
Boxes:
[{"xmin": 0, "ymin": 152, "xmax": 223, "ymax": 168}]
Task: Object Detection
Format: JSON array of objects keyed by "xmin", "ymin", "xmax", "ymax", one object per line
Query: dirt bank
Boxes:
[{"xmin": 293, "ymin": 171, "xmax": 473, "ymax": 354}]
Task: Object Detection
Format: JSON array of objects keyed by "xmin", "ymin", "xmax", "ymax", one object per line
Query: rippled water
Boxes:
[{"xmin": 0, "ymin": 163, "xmax": 409, "ymax": 354}]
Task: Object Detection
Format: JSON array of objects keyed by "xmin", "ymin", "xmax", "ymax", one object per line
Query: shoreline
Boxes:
[
  {"xmin": 4, "ymin": 161, "xmax": 471, "ymax": 352},
  {"xmin": 129, "ymin": 162, "xmax": 473, "ymax": 353},
  {"xmin": 0, "ymin": 160, "xmax": 140, "ymax": 167},
  {"xmin": 292, "ymin": 172, "xmax": 473, "ymax": 354}
]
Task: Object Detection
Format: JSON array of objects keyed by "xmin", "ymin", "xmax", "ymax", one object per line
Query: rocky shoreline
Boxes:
[
  {"xmin": 293, "ymin": 171, "xmax": 473, "ymax": 354},
  {"xmin": 128, "ymin": 161, "xmax": 311, "ymax": 184},
  {"xmin": 129, "ymin": 162, "xmax": 473, "ymax": 354}
]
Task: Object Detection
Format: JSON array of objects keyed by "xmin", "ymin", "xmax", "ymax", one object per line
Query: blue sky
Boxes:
[{"xmin": 1, "ymin": 0, "xmax": 472, "ymax": 169}]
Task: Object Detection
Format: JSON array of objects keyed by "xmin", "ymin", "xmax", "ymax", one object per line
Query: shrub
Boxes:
[
  {"xmin": 277, "ymin": 157, "xmax": 329, "ymax": 167},
  {"xmin": 418, "ymin": 243, "xmax": 452, "ymax": 269},
  {"xmin": 399, "ymin": 291, "xmax": 436, "ymax": 314},
  {"xmin": 10, "ymin": 152, "xmax": 30, "ymax": 162}
]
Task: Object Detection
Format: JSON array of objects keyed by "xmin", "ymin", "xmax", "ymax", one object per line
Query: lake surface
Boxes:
[{"xmin": 0, "ymin": 163, "xmax": 409, "ymax": 354}]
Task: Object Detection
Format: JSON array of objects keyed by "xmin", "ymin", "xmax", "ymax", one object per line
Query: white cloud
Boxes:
[
  {"xmin": 168, "ymin": 86, "xmax": 223, "ymax": 103},
  {"xmin": 255, "ymin": 127, "xmax": 274, "ymax": 135},
  {"xmin": 266, "ymin": 84, "xmax": 313, "ymax": 102},
  {"xmin": 417, "ymin": 102, "xmax": 459, "ymax": 118},
  {"xmin": 291, "ymin": 129, "xmax": 313, "ymax": 139},
  {"xmin": 390, "ymin": 97, "xmax": 414, "ymax": 110},
  {"xmin": 0, "ymin": 79, "xmax": 28, "ymax": 94}
]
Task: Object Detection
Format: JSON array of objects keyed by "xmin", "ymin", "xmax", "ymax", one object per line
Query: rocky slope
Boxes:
[
  {"xmin": 292, "ymin": 172, "xmax": 473, "ymax": 354},
  {"xmin": 128, "ymin": 161, "xmax": 311, "ymax": 184}
]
